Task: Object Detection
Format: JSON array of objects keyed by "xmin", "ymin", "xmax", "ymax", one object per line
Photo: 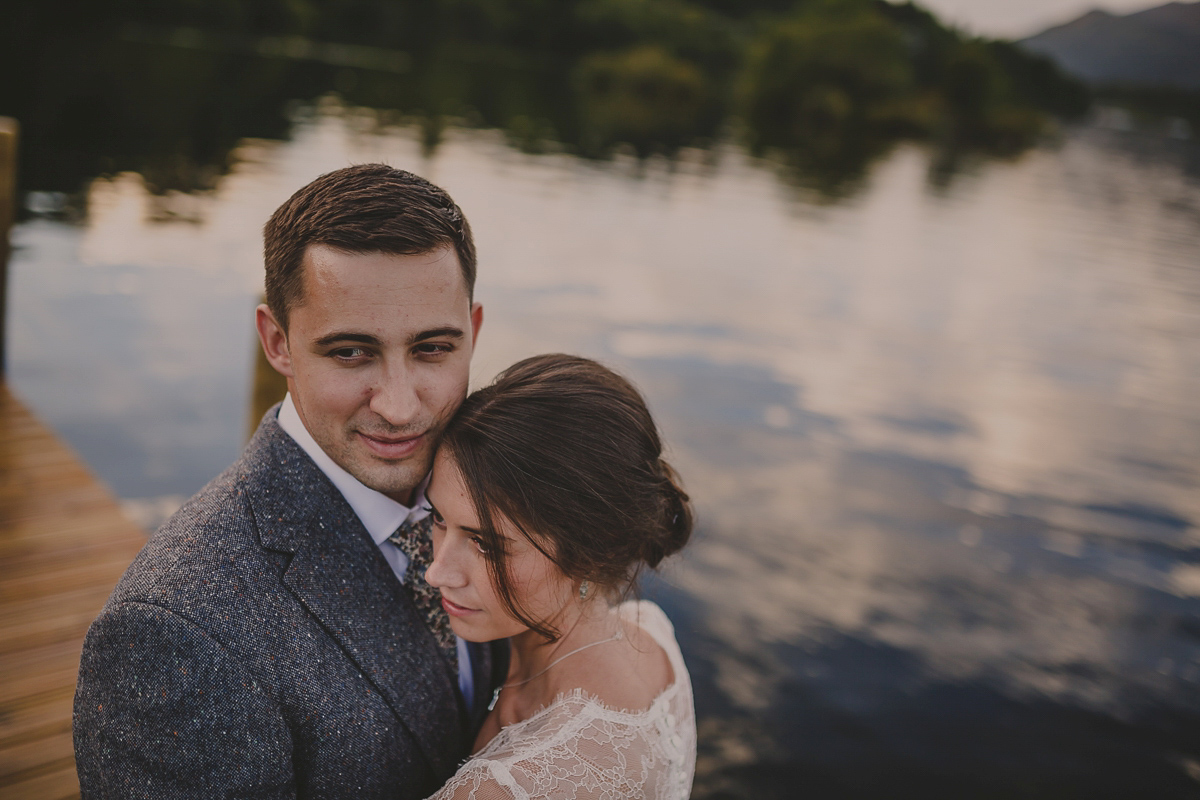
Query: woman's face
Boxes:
[{"xmin": 423, "ymin": 450, "xmax": 575, "ymax": 642}]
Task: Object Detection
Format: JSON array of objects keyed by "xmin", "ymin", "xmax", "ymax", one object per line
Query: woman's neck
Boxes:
[{"xmin": 506, "ymin": 601, "xmax": 619, "ymax": 686}]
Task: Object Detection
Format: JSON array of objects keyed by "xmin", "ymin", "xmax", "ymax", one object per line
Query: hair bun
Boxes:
[{"xmin": 646, "ymin": 457, "xmax": 693, "ymax": 568}]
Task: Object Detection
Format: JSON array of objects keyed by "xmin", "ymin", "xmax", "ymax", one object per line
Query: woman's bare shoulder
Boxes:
[{"xmin": 551, "ymin": 602, "xmax": 677, "ymax": 715}]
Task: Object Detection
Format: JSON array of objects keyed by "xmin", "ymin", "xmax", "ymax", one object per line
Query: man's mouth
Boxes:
[{"xmin": 356, "ymin": 431, "xmax": 425, "ymax": 459}]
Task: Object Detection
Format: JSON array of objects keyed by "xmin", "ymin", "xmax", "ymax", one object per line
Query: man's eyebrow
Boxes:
[
  {"xmin": 411, "ymin": 327, "xmax": 465, "ymax": 345},
  {"xmin": 313, "ymin": 328, "xmax": 465, "ymax": 349},
  {"xmin": 314, "ymin": 332, "xmax": 382, "ymax": 348}
]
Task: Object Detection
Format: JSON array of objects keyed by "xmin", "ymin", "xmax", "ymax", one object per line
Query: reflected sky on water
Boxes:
[{"xmin": 9, "ymin": 104, "xmax": 1200, "ymax": 796}]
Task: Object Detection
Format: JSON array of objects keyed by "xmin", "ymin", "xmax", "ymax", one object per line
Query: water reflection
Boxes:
[
  {"xmin": 5, "ymin": 0, "xmax": 1088, "ymax": 205},
  {"xmin": 8, "ymin": 178, "xmax": 261, "ymax": 501},
  {"xmin": 8, "ymin": 109, "xmax": 1200, "ymax": 795}
]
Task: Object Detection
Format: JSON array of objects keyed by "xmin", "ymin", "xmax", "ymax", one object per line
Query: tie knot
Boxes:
[{"xmin": 387, "ymin": 514, "xmax": 432, "ymax": 561}]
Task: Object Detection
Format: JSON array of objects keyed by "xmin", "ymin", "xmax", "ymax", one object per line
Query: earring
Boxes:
[{"xmin": 579, "ymin": 580, "xmax": 589, "ymax": 600}]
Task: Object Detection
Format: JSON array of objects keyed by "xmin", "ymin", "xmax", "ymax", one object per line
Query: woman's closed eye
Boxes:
[{"xmin": 424, "ymin": 501, "xmax": 493, "ymax": 554}]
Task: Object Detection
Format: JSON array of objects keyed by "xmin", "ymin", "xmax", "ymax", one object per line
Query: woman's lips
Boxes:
[
  {"xmin": 357, "ymin": 431, "xmax": 424, "ymax": 459},
  {"xmin": 441, "ymin": 597, "xmax": 477, "ymax": 617}
]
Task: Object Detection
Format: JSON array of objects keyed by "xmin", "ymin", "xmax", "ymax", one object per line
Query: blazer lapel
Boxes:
[{"xmin": 244, "ymin": 412, "xmax": 464, "ymax": 778}]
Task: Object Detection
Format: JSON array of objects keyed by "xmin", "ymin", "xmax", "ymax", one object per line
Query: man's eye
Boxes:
[
  {"xmin": 415, "ymin": 343, "xmax": 452, "ymax": 357},
  {"xmin": 330, "ymin": 347, "xmax": 367, "ymax": 360}
]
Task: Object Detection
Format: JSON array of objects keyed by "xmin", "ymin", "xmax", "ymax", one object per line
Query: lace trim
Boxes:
[
  {"xmin": 429, "ymin": 600, "xmax": 695, "ymax": 800},
  {"xmin": 475, "ymin": 601, "xmax": 685, "ymax": 748}
]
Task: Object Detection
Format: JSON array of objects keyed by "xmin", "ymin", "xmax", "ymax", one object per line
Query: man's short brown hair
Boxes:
[{"xmin": 263, "ymin": 163, "xmax": 477, "ymax": 332}]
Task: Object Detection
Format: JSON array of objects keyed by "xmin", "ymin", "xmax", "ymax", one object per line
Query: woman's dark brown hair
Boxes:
[{"xmin": 438, "ymin": 353, "xmax": 693, "ymax": 640}]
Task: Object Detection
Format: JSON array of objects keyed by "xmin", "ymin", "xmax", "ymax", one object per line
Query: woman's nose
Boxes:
[{"xmin": 425, "ymin": 534, "xmax": 467, "ymax": 590}]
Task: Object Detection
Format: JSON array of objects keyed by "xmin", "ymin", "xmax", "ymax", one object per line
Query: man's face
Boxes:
[{"xmin": 257, "ymin": 243, "xmax": 483, "ymax": 505}]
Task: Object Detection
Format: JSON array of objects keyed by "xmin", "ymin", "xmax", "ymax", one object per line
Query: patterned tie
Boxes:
[{"xmin": 387, "ymin": 514, "xmax": 459, "ymax": 677}]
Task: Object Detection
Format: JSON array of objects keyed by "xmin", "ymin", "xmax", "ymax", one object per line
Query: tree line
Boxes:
[{"xmin": 1, "ymin": 0, "xmax": 1090, "ymax": 198}]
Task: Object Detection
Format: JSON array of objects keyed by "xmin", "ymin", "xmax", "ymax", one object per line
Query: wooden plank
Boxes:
[
  {"xmin": 0, "ymin": 586, "xmax": 116, "ymax": 625},
  {"xmin": 0, "ymin": 512, "xmax": 141, "ymax": 542},
  {"xmin": 0, "ymin": 585, "xmax": 118, "ymax": 654},
  {"xmin": 1, "ymin": 550, "xmax": 141, "ymax": 601},
  {"xmin": 0, "ymin": 687, "xmax": 74, "ymax": 745},
  {"xmin": 0, "ymin": 522, "xmax": 144, "ymax": 560},
  {"xmin": 0, "ymin": 383, "xmax": 147, "ymax": 796},
  {"xmin": 0, "ymin": 639, "xmax": 84, "ymax": 707},
  {"xmin": 0, "ymin": 763, "xmax": 81, "ymax": 800},
  {"xmin": 0, "ymin": 730, "xmax": 75, "ymax": 781}
]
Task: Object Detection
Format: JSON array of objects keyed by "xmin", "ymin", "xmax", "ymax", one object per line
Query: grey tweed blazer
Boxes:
[{"xmin": 74, "ymin": 407, "xmax": 506, "ymax": 799}]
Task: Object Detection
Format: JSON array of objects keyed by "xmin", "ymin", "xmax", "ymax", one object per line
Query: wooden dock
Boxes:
[{"xmin": 0, "ymin": 383, "xmax": 146, "ymax": 799}]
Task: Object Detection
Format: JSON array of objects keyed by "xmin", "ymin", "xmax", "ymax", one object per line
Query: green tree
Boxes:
[{"xmin": 574, "ymin": 44, "xmax": 712, "ymax": 155}]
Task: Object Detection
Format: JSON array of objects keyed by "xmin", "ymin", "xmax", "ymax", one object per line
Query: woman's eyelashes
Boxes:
[
  {"xmin": 424, "ymin": 502, "xmax": 490, "ymax": 555},
  {"xmin": 424, "ymin": 505, "xmax": 446, "ymax": 527}
]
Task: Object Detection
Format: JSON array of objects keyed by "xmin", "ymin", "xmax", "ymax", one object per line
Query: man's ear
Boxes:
[
  {"xmin": 256, "ymin": 304, "xmax": 294, "ymax": 378},
  {"xmin": 469, "ymin": 301, "xmax": 484, "ymax": 349}
]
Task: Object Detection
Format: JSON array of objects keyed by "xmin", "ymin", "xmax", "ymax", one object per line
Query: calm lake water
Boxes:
[{"xmin": 9, "ymin": 101, "xmax": 1200, "ymax": 796}]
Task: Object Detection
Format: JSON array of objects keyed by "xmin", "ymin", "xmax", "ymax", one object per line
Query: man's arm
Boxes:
[{"xmin": 74, "ymin": 601, "xmax": 295, "ymax": 799}]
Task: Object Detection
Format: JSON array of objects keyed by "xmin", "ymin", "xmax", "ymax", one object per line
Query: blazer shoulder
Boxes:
[
  {"xmin": 105, "ymin": 408, "xmax": 360, "ymax": 619},
  {"xmin": 74, "ymin": 600, "xmax": 295, "ymax": 799},
  {"xmin": 105, "ymin": 415, "xmax": 300, "ymax": 610},
  {"xmin": 105, "ymin": 478, "xmax": 262, "ymax": 614}
]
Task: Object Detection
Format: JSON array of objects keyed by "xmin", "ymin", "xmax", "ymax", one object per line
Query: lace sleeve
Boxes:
[
  {"xmin": 428, "ymin": 692, "xmax": 694, "ymax": 800},
  {"xmin": 428, "ymin": 601, "xmax": 695, "ymax": 800},
  {"xmin": 425, "ymin": 758, "xmax": 520, "ymax": 800}
]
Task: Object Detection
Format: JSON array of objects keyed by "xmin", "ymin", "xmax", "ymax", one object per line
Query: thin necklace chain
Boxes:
[{"xmin": 488, "ymin": 628, "xmax": 623, "ymax": 711}]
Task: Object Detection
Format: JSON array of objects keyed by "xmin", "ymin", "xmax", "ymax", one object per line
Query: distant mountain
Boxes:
[{"xmin": 1021, "ymin": 1, "xmax": 1200, "ymax": 89}]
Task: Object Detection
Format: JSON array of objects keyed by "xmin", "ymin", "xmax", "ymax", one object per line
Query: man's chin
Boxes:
[{"xmin": 344, "ymin": 453, "xmax": 431, "ymax": 504}]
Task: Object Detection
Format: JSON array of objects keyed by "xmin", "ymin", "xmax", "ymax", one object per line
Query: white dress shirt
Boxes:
[{"xmin": 277, "ymin": 394, "xmax": 474, "ymax": 704}]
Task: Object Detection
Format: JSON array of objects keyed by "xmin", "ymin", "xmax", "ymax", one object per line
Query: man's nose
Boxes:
[{"xmin": 369, "ymin": 364, "xmax": 422, "ymax": 427}]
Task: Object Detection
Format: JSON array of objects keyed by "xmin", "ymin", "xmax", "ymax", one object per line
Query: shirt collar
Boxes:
[{"xmin": 276, "ymin": 393, "xmax": 430, "ymax": 545}]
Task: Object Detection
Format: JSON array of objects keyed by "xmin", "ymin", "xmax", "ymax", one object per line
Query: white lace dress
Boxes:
[{"xmin": 429, "ymin": 600, "xmax": 696, "ymax": 800}]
